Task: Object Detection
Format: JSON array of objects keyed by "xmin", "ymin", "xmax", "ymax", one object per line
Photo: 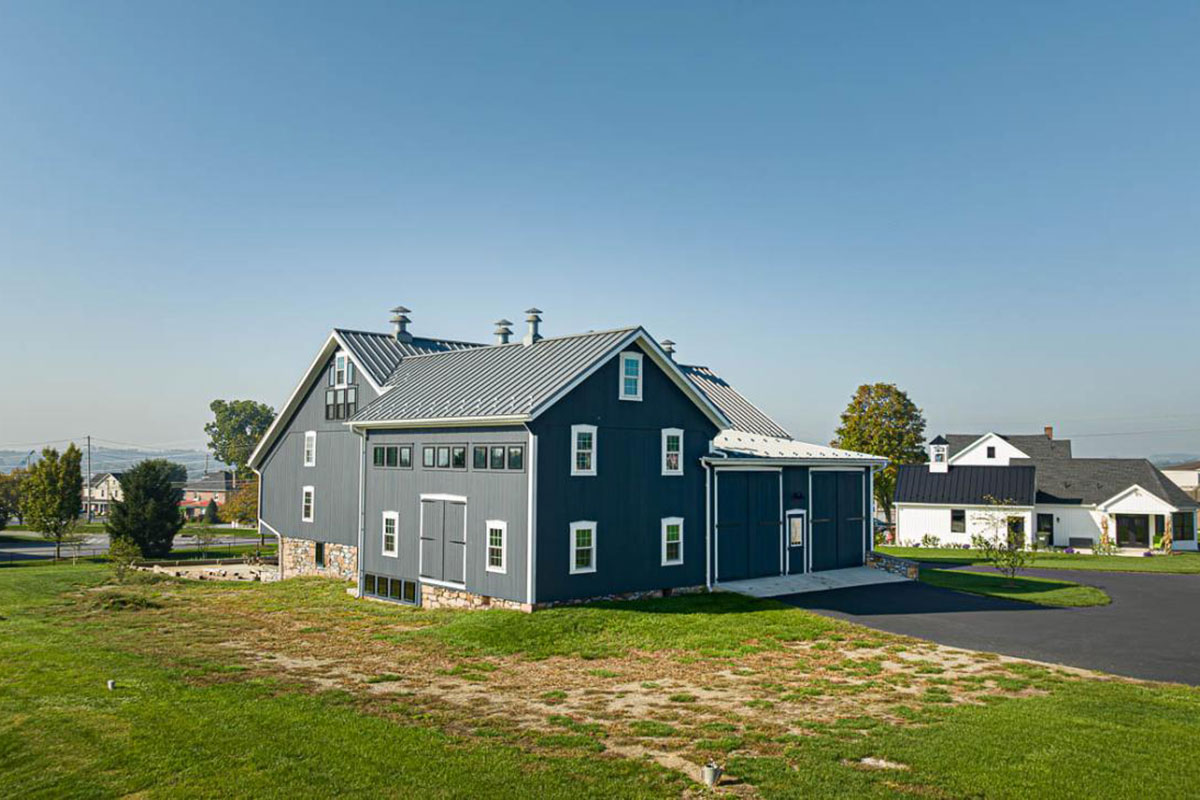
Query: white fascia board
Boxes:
[
  {"xmin": 1096, "ymin": 483, "xmax": 1177, "ymax": 513},
  {"xmin": 248, "ymin": 333, "xmax": 341, "ymax": 470},
  {"xmin": 948, "ymin": 432, "xmax": 1029, "ymax": 465},
  {"xmin": 347, "ymin": 415, "xmax": 529, "ymax": 430},
  {"xmin": 527, "ymin": 328, "xmax": 731, "ymax": 431}
]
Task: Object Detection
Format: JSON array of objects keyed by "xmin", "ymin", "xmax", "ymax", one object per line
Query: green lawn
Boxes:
[
  {"xmin": 880, "ymin": 545, "xmax": 1200, "ymax": 573},
  {"xmin": 1, "ymin": 563, "xmax": 1198, "ymax": 798},
  {"xmin": 920, "ymin": 568, "xmax": 1111, "ymax": 607}
]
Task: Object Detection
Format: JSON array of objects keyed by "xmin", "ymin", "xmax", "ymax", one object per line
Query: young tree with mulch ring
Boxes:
[{"xmin": 106, "ymin": 459, "xmax": 185, "ymax": 558}]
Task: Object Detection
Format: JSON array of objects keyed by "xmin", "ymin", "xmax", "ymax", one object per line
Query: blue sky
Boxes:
[{"xmin": 1, "ymin": 1, "xmax": 1197, "ymax": 459}]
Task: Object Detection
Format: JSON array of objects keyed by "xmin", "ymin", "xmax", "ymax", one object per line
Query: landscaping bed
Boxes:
[{"xmin": 1, "ymin": 564, "xmax": 1198, "ymax": 797}]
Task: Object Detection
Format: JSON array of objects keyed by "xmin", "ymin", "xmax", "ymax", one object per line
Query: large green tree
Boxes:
[
  {"xmin": 23, "ymin": 445, "xmax": 84, "ymax": 558},
  {"xmin": 204, "ymin": 399, "xmax": 275, "ymax": 478},
  {"xmin": 0, "ymin": 467, "xmax": 27, "ymax": 530},
  {"xmin": 831, "ymin": 383, "xmax": 927, "ymax": 524},
  {"xmin": 106, "ymin": 459, "xmax": 186, "ymax": 558}
]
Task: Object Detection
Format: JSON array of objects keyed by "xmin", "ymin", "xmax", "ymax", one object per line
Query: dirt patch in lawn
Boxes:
[{"xmin": 63, "ymin": 577, "xmax": 1123, "ymax": 791}]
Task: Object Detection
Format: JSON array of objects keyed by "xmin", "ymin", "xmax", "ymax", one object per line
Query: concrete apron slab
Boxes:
[{"xmin": 716, "ymin": 566, "xmax": 911, "ymax": 598}]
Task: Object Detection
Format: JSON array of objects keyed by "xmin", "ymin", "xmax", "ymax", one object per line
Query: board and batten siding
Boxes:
[
  {"xmin": 361, "ymin": 427, "xmax": 529, "ymax": 603},
  {"xmin": 530, "ymin": 346, "xmax": 719, "ymax": 603},
  {"xmin": 895, "ymin": 504, "xmax": 1033, "ymax": 547},
  {"xmin": 259, "ymin": 353, "xmax": 377, "ymax": 547}
]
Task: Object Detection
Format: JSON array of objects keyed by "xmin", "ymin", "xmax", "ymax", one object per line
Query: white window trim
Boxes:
[
  {"xmin": 661, "ymin": 516, "xmax": 684, "ymax": 566},
  {"xmin": 381, "ymin": 511, "xmax": 399, "ymax": 557},
  {"xmin": 486, "ymin": 519, "xmax": 507, "ymax": 574},
  {"xmin": 334, "ymin": 352, "xmax": 348, "ymax": 387},
  {"xmin": 570, "ymin": 424, "xmax": 597, "ymax": 477},
  {"xmin": 301, "ymin": 486, "xmax": 314, "ymax": 523},
  {"xmin": 661, "ymin": 427, "xmax": 684, "ymax": 476},
  {"xmin": 569, "ymin": 520, "xmax": 597, "ymax": 575},
  {"xmin": 619, "ymin": 352, "xmax": 643, "ymax": 401},
  {"xmin": 303, "ymin": 430, "xmax": 317, "ymax": 467}
]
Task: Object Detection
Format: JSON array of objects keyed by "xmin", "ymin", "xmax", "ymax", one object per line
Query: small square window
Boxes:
[
  {"xmin": 490, "ymin": 446, "xmax": 505, "ymax": 470},
  {"xmin": 398, "ymin": 446, "xmax": 412, "ymax": 469},
  {"xmin": 951, "ymin": 509, "xmax": 966, "ymax": 533},
  {"xmin": 451, "ymin": 446, "xmax": 467, "ymax": 469},
  {"xmin": 986, "ymin": 446, "xmax": 996, "ymax": 459},
  {"xmin": 436, "ymin": 446, "xmax": 451, "ymax": 469},
  {"xmin": 423, "ymin": 447, "xmax": 435, "ymax": 468},
  {"xmin": 507, "ymin": 446, "xmax": 524, "ymax": 471},
  {"xmin": 473, "ymin": 446, "xmax": 488, "ymax": 469},
  {"xmin": 402, "ymin": 581, "xmax": 416, "ymax": 603},
  {"xmin": 389, "ymin": 578, "xmax": 402, "ymax": 600},
  {"xmin": 363, "ymin": 574, "xmax": 376, "ymax": 595},
  {"xmin": 373, "ymin": 446, "xmax": 385, "ymax": 467},
  {"xmin": 385, "ymin": 446, "xmax": 399, "ymax": 468}
]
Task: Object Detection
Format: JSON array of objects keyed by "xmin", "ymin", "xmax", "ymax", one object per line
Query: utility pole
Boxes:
[{"xmin": 86, "ymin": 435, "xmax": 93, "ymax": 523}]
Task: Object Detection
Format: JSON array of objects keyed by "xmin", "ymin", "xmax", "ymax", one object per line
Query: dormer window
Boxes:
[{"xmin": 619, "ymin": 353, "xmax": 643, "ymax": 401}]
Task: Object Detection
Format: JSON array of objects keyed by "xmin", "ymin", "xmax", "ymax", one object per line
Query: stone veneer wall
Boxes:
[
  {"xmin": 865, "ymin": 550, "xmax": 919, "ymax": 579},
  {"xmin": 280, "ymin": 536, "xmax": 357, "ymax": 581},
  {"xmin": 418, "ymin": 583, "xmax": 708, "ymax": 613}
]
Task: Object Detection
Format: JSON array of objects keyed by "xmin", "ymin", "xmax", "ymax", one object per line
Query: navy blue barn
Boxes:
[{"xmin": 249, "ymin": 308, "xmax": 887, "ymax": 609}]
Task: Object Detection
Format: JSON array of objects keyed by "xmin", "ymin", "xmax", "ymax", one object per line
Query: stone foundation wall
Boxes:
[
  {"xmin": 418, "ymin": 583, "xmax": 708, "ymax": 613},
  {"xmin": 866, "ymin": 550, "xmax": 919, "ymax": 579},
  {"xmin": 280, "ymin": 536, "xmax": 357, "ymax": 581}
]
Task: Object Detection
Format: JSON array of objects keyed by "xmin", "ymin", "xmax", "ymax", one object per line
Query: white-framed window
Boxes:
[
  {"xmin": 661, "ymin": 517, "xmax": 683, "ymax": 565},
  {"xmin": 569, "ymin": 520, "xmax": 596, "ymax": 574},
  {"xmin": 382, "ymin": 511, "xmax": 398, "ymax": 557},
  {"xmin": 661, "ymin": 428, "xmax": 683, "ymax": 476},
  {"xmin": 301, "ymin": 486, "xmax": 314, "ymax": 523},
  {"xmin": 619, "ymin": 352, "xmax": 643, "ymax": 401},
  {"xmin": 486, "ymin": 519, "xmax": 507, "ymax": 574},
  {"xmin": 571, "ymin": 424, "xmax": 597, "ymax": 476},
  {"xmin": 334, "ymin": 352, "xmax": 348, "ymax": 386},
  {"xmin": 303, "ymin": 430, "xmax": 317, "ymax": 467}
]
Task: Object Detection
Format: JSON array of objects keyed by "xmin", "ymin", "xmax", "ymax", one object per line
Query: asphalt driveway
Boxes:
[{"xmin": 780, "ymin": 566, "xmax": 1200, "ymax": 685}]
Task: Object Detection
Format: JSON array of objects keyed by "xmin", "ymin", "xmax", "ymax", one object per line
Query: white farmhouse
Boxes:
[{"xmin": 894, "ymin": 429, "xmax": 1198, "ymax": 552}]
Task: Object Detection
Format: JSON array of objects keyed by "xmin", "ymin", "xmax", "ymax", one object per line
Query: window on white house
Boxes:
[
  {"xmin": 570, "ymin": 521, "xmax": 596, "ymax": 574},
  {"xmin": 301, "ymin": 486, "xmax": 314, "ymax": 522},
  {"xmin": 951, "ymin": 509, "xmax": 966, "ymax": 533},
  {"xmin": 382, "ymin": 511, "xmax": 398, "ymax": 556},
  {"xmin": 571, "ymin": 424, "xmax": 597, "ymax": 476},
  {"xmin": 661, "ymin": 517, "xmax": 683, "ymax": 565},
  {"xmin": 619, "ymin": 353, "xmax": 643, "ymax": 401},
  {"xmin": 486, "ymin": 520, "xmax": 506, "ymax": 573},
  {"xmin": 304, "ymin": 431, "xmax": 316, "ymax": 467},
  {"xmin": 986, "ymin": 446, "xmax": 996, "ymax": 459},
  {"xmin": 662, "ymin": 428, "xmax": 683, "ymax": 476}
]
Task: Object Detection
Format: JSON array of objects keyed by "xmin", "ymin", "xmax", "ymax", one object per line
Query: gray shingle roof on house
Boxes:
[
  {"xmin": 894, "ymin": 465, "xmax": 1037, "ymax": 506},
  {"xmin": 353, "ymin": 327, "xmax": 652, "ymax": 424},
  {"xmin": 1021, "ymin": 458, "xmax": 1199, "ymax": 509},
  {"xmin": 679, "ymin": 365, "xmax": 790, "ymax": 439},
  {"xmin": 184, "ymin": 471, "xmax": 234, "ymax": 493},
  {"xmin": 946, "ymin": 433, "xmax": 1072, "ymax": 461},
  {"xmin": 335, "ymin": 329, "xmax": 482, "ymax": 387},
  {"xmin": 88, "ymin": 472, "xmax": 122, "ymax": 488}
]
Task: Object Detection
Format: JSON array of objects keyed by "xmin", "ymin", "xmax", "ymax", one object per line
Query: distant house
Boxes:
[
  {"xmin": 83, "ymin": 472, "xmax": 123, "ymax": 517},
  {"xmin": 1161, "ymin": 460, "xmax": 1200, "ymax": 501},
  {"xmin": 179, "ymin": 470, "xmax": 235, "ymax": 521},
  {"xmin": 893, "ymin": 429, "xmax": 1198, "ymax": 552}
]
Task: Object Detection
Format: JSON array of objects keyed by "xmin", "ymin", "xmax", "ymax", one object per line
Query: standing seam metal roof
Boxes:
[
  {"xmin": 335, "ymin": 329, "xmax": 482, "ymax": 387},
  {"xmin": 894, "ymin": 465, "xmax": 1037, "ymax": 505},
  {"xmin": 352, "ymin": 327, "xmax": 640, "ymax": 423},
  {"xmin": 679, "ymin": 365, "xmax": 791, "ymax": 439}
]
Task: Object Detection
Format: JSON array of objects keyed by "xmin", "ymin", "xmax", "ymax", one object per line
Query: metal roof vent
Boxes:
[
  {"xmin": 493, "ymin": 319, "xmax": 513, "ymax": 345},
  {"xmin": 661, "ymin": 340, "xmax": 676, "ymax": 361},
  {"xmin": 522, "ymin": 307, "xmax": 543, "ymax": 346},
  {"xmin": 390, "ymin": 306, "xmax": 413, "ymax": 344}
]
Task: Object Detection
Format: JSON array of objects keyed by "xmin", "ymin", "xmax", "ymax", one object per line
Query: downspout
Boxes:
[
  {"xmin": 703, "ymin": 459, "xmax": 712, "ymax": 591},
  {"xmin": 252, "ymin": 466, "xmax": 281, "ymax": 581},
  {"xmin": 355, "ymin": 426, "xmax": 367, "ymax": 597}
]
